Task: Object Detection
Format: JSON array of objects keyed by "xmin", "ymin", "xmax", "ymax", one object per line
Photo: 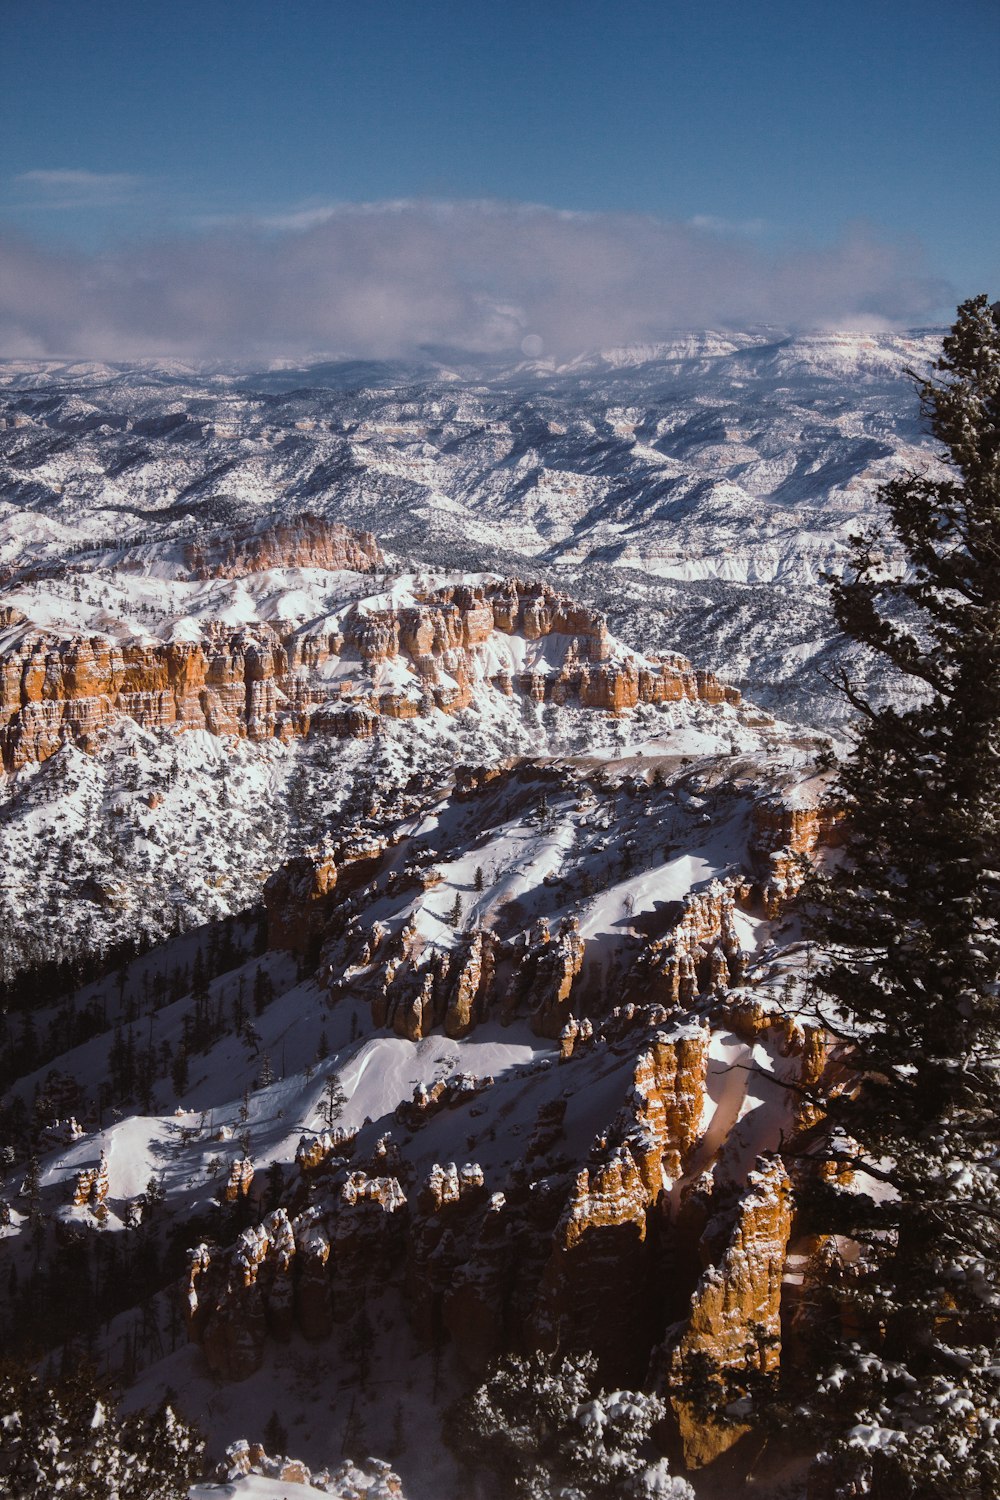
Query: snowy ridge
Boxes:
[
  {"xmin": 1, "ymin": 716, "xmax": 829, "ymax": 1495},
  {"xmin": 0, "ymin": 330, "xmax": 943, "ymax": 722}
]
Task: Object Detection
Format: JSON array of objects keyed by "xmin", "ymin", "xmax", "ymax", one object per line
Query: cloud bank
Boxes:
[{"xmin": 0, "ymin": 199, "xmax": 948, "ymax": 362}]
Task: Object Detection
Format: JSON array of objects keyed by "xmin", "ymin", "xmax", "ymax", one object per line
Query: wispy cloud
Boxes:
[
  {"xmin": 0, "ymin": 198, "xmax": 949, "ymax": 361},
  {"xmin": 11, "ymin": 169, "xmax": 145, "ymax": 210},
  {"xmin": 687, "ymin": 213, "xmax": 767, "ymax": 237}
]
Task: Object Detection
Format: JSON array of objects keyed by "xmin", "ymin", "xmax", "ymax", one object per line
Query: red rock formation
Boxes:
[
  {"xmin": 532, "ymin": 1145, "xmax": 654, "ymax": 1382},
  {"xmin": 330, "ymin": 1173, "xmax": 408, "ymax": 1320},
  {"xmin": 294, "ymin": 1128, "xmax": 357, "ymax": 1173},
  {"xmin": 627, "ymin": 877, "xmax": 752, "ymax": 1007},
  {"xmin": 623, "ymin": 1026, "xmax": 710, "ymax": 1192},
  {"xmin": 395, "ymin": 1073, "xmax": 493, "ymax": 1130},
  {"xmin": 445, "ymin": 930, "xmax": 497, "ymax": 1038},
  {"xmin": 264, "ymin": 833, "xmax": 387, "ymax": 953},
  {"xmin": 294, "ymin": 1206, "xmax": 333, "ymax": 1339},
  {"xmin": 493, "ymin": 915, "xmax": 587, "ymax": 1038},
  {"xmin": 185, "ymin": 1173, "xmax": 407, "ymax": 1378},
  {"xmin": 660, "ymin": 1156, "xmax": 793, "ymax": 1468},
  {"xmin": 182, "ymin": 515, "xmax": 383, "ymax": 580},
  {"xmin": 0, "ymin": 575, "xmax": 739, "ymax": 768},
  {"xmin": 559, "ymin": 1016, "xmax": 594, "ymax": 1059},
  {"xmin": 71, "ymin": 1151, "xmax": 110, "ymax": 1208},
  {"xmin": 222, "ymin": 1157, "xmax": 255, "ymax": 1203},
  {"xmin": 527, "ymin": 917, "xmax": 586, "ymax": 1039},
  {"xmin": 529, "ymin": 1026, "xmax": 711, "ymax": 1382},
  {"xmin": 181, "ymin": 1014, "xmax": 806, "ymax": 1419},
  {"xmin": 750, "ymin": 792, "xmax": 842, "ymax": 916},
  {"xmin": 407, "ymin": 1162, "xmax": 490, "ymax": 1344}
]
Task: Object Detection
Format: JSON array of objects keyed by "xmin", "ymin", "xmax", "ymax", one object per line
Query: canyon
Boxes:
[{"xmin": 0, "ymin": 338, "xmax": 924, "ymax": 1497}]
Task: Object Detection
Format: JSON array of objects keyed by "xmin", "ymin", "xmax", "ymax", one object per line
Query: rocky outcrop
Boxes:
[
  {"xmin": 331, "ymin": 1172, "xmax": 408, "ymax": 1317},
  {"xmin": 264, "ymin": 832, "xmax": 388, "ymax": 953},
  {"xmin": 750, "ymin": 791, "xmax": 842, "ymax": 916},
  {"xmin": 559, "ymin": 1016, "xmax": 595, "ymax": 1059},
  {"xmin": 626, "ymin": 877, "xmax": 751, "ymax": 1007},
  {"xmin": 294, "ymin": 1128, "xmax": 357, "ymax": 1173},
  {"xmin": 530, "ymin": 1026, "xmax": 710, "ymax": 1382},
  {"xmin": 715, "ymin": 993, "xmax": 829, "ymax": 1134},
  {"xmin": 395, "ymin": 1072, "xmax": 493, "ymax": 1130},
  {"xmin": 532, "ymin": 1145, "xmax": 655, "ymax": 1382},
  {"xmin": 407, "ymin": 1161, "xmax": 491, "ymax": 1345},
  {"xmin": 181, "ymin": 515, "xmax": 383, "ymax": 580},
  {"xmin": 352, "ymin": 905, "xmax": 593, "ymax": 1044},
  {"xmin": 221, "ymin": 1441, "xmax": 406, "ymax": 1497},
  {"xmin": 623, "ymin": 1026, "xmax": 710, "ymax": 1192},
  {"xmin": 222, "ymin": 1157, "xmax": 255, "ymax": 1203},
  {"xmin": 185, "ymin": 1174, "xmax": 407, "ymax": 1379},
  {"xmin": 658, "ymin": 1157, "xmax": 794, "ymax": 1468},
  {"xmin": 71, "ymin": 1151, "xmax": 110, "ymax": 1208},
  {"xmin": 444, "ymin": 930, "xmax": 497, "ymax": 1038},
  {"xmin": 0, "ymin": 576, "xmax": 738, "ymax": 768},
  {"xmin": 181, "ymin": 1008, "xmax": 810, "ymax": 1436},
  {"xmin": 517, "ymin": 916, "xmax": 586, "ymax": 1039},
  {"xmin": 274, "ymin": 829, "xmax": 758, "ymax": 1047},
  {"xmin": 183, "ymin": 1021, "xmax": 716, "ymax": 1383}
]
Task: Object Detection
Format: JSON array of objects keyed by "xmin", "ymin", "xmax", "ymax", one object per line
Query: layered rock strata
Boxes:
[
  {"xmin": 0, "ymin": 575, "xmax": 738, "ymax": 770},
  {"xmin": 180, "ymin": 515, "xmax": 382, "ymax": 580}
]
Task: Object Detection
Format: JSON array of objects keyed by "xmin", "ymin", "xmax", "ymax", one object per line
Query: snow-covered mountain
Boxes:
[
  {"xmin": 0, "ymin": 333, "xmax": 939, "ymax": 1497},
  {"xmin": 1, "ymin": 694, "xmax": 832, "ymax": 1496},
  {"xmin": 0, "ymin": 328, "xmax": 944, "ymax": 722}
]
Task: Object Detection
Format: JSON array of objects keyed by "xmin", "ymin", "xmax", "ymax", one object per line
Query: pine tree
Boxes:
[
  {"xmin": 0, "ymin": 1362, "xmax": 204, "ymax": 1498},
  {"xmin": 804, "ymin": 296, "xmax": 1000, "ymax": 1497},
  {"xmin": 321, "ymin": 1073, "xmax": 347, "ymax": 1129},
  {"xmin": 253, "ymin": 964, "xmax": 273, "ymax": 1016},
  {"xmin": 263, "ymin": 1407, "xmax": 288, "ymax": 1457},
  {"xmin": 170, "ymin": 1044, "xmax": 188, "ymax": 1097},
  {"xmin": 447, "ymin": 1350, "xmax": 692, "ymax": 1500},
  {"xmin": 265, "ymin": 1159, "xmax": 284, "ymax": 1211},
  {"xmin": 22, "ymin": 1155, "xmax": 43, "ymax": 1242}
]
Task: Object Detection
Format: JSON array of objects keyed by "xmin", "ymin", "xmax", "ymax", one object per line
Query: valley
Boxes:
[{"xmin": 0, "ymin": 332, "xmax": 937, "ymax": 1498}]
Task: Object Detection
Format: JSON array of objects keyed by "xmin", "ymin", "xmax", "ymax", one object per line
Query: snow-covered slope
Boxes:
[
  {"xmin": 0, "ymin": 535, "xmax": 778, "ymax": 980},
  {"xmin": 0, "ymin": 714, "xmax": 829, "ymax": 1497},
  {"xmin": 0, "ymin": 333, "xmax": 923, "ymax": 1497},
  {"xmin": 0, "ymin": 329, "xmax": 944, "ymax": 721}
]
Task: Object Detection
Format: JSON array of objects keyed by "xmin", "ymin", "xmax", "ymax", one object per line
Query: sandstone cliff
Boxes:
[
  {"xmin": 0, "ymin": 572, "xmax": 738, "ymax": 769},
  {"xmin": 657, "ymin": 1156, "xmax": 793, "ymax": 1467},
  {"xmin": 180, "ymin": 515, "xmax": 382, "ymax": 580}
]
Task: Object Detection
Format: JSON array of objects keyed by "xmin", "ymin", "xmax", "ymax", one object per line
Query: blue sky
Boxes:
[{"xmin": 1, "ymin": 0, "xmax": 997, "ymax": 358}]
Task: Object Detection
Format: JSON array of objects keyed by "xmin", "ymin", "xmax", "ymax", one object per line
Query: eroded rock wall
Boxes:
[{"xmin": 0, "ymin": 574, "xmax": 738, "ymax": 769}]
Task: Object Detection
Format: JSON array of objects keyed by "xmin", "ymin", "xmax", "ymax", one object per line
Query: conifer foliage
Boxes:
[
  {"xmin": 0, "ymin": 1362, "xmax": 204, "ymax": 1498},
  {"xmin": 806, "ymin": 296, "xmax": 1000, "ymax": 1497},
  {"xmin": 448, "ymin": 1350, "xmax": 693, "ymax": 1500}
]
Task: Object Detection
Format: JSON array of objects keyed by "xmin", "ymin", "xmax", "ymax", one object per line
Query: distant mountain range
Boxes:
[{"xmin": 0, "ymin": 328, "xmax": 944, "ymax": 725}]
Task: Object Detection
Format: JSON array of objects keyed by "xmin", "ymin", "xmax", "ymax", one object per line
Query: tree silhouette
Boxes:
[{"xmin": 806, "ymin": 296, "xmax": 1000, "ymax": 1497}]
